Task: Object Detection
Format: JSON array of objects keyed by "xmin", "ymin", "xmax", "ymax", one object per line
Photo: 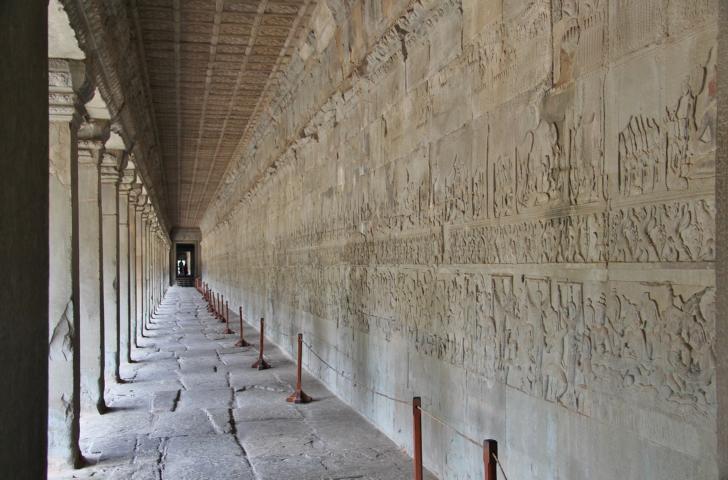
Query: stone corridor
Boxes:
[{"xmin": 50, "ymin": 287, "xmax": 426, "ymax": 480}]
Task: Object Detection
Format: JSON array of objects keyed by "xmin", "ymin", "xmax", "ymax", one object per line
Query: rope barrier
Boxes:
[
  {"xmin": 301, "ymin": 337, "xmax": 514, "ymax": 479},
  {"xmin": 302, "ymin": 340, "xmax": 410, "ymax": 406},
  {"xmin": 196, "ymin": 288, "xmax": 512, "ymax": 479},
  {"xmin": 416, "ymin": 407, "xmax": 481, "ymax": 449},
  {"xmin": 493, "ymin": 453, "xmax": 510, "ymax": 480}
]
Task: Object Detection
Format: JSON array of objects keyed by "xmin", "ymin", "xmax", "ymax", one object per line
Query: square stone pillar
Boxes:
[
  {"xmin": 118, "ymin": 165, "xmax": 134, "ymax": 364},
  {"xmin": 77, "ymin": 120, "xmax": 109, "ymax": 413},
  {"xmin": 148, "ymin": 224, "xmax": 155, "ymax": 317},
  {"xmin": 154, "ymin": 227, "xmax": 161, "ymax": 308},
  {"xmin": 135, "ymin": 195, "xmax": 147, "ymax": 340},
  {"xmin": 129, "ymin": 182, "xmax": 141, "ymax": 350},
  {"xmin": 47, "ymin": 58, "xmax": 88, "ymax": 469},
  {"xmin": 143, "ymin": 205, "xmax": 152, "ymax": 329},
  {"xmin": 151, "ymin": 229, "xmax": 158, "ymax": 312},
  {"xmin": 141, "ymin": 209, "xmax": 148, "ymax": 332},
  {"xmin": 100, "ymin": 150, "xmax": 121, "ymax": 384}
]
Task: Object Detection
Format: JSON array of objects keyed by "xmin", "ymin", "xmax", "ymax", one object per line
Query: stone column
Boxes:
[
  {"xmin": 129, "ymin": 181, "xmax": 141, "ymax": 349},
  {"xmin": 155, "ymin": 226, "xmax": 161, "ymax": 308},
  {"xmin": 118, "ymin": 164, "xmax": 134, "ymax": 365},
  {"xmin": 152, "ymin": 228, "xmax": 158, "ymax": 312},
  {"xmin": 135, "ymin": 196, "xmax": 147, "ymax": 339},
  {"xmin": 143, "ymin": 205, "xmax": 153, "ymax": 329},
  {"xmin": 141, "ymin": 209, "xmax": 148, "ymax": 332},
  {"xmin": 77, "ymin": 120, "xmax": 109, "ymax": 413},
  {"xmin": 149, "ymin": 224, "xmax": 155, "ymax": 317},
  {"xmin": 47, "ymin": 58, "xmax": 88, "ymax": 469},
  {"xmin": 100, "ymin": 150, "xmax": 121, "ymax": 384}
]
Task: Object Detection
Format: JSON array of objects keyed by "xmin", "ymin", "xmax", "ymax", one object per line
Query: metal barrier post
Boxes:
[
  {"xmin": 251, "ymin": 317, "xmax": 271, "ymax": 370},
  {"xmin": 235, "ymin": 306, "xmax": 251, "ymax": 347},
  {"xmin": 484, "ymin": 439, "xmax": 497, "ymax": 480},
  {"xmin": 219, "ymin": 294, "xmax": 225, "ymax": 321},
  {"xmin": 413, "ymin": 397, "xmax": 423, "ymax": 480},
  {"xmin": 223, "ymin": 301, "xmax": 233, "ymax": 334},
  {"xmin": 286, "ymin": 333, "xmax": 312, "ymax": 403}
]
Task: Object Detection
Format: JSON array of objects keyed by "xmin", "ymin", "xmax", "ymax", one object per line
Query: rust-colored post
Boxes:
[
  {"xmin": 223, "ymin": 301, "xmax": 233, "ymax": 334},
  {"xmin": 484, "ymin": 440, "xmax": 497, "ymax": 480},
  {"xmin": 235, "ymin": 306, "xmax": 251, "ymax": 347},
  {"xmin": 286, "ymin": 334, "xmax": 312, "ymax": 403},
  {"xmin": 251, "ymin": 317, "xmax": 271, "ymax": 370},
  {"xmin": 413, "ymin": 397, "xmax": 423, "ymax": 480}
]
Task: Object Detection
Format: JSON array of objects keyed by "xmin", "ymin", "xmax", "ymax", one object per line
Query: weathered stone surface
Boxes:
[
  {"xmin": 198, "ymin": 1, "xmax": 720, "ymax": 479},
  {"xmin": 150, "ymin": 410, "xmax": 216, "ymax": 438},
  {"xmin": 151, "ymin": 390, "xmax": 179, "ymax": 413},
  {"xmin": 718, "ymin": 2, "xmax": 728, "ymax": 477},
  {"xmin": 48, "ymin": 56, "xmax": 86, "ymax": 469},
  {"xmin": 177, "ymin": 388, "xmax": 232, "ymax": 410},
  {"xmin": 77, "ymin": 122, "xmax": 108, "ymax": 414},
  {"xmin": 101, "ymin": 149, "xmax": 122, "ymax": 387},
  {"xmin": 50, "ymin": 287, "xmax": 426, "ymax": 479},
  {"xmin": 162, "ymin": 435, "xmax": 255, "ymax": 480}
]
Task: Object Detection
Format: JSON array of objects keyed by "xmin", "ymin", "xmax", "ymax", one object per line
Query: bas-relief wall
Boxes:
[{"xmin": 201, "ymin": 1, "xmax": 718, "ymax": 478}]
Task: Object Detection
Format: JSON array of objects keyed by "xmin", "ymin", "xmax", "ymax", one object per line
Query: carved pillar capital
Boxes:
[
  {"xmin": 119, "ymin": 162, "xmax": 136, "ymax": 195},
  {"xmin": 48, "ymin": 58, "xmax": 92, "ymax": 124},
  {"xmin": 142, "ymin": 201, "xmax": 152, "ymax": 220},
  {"xmin": 77, "ymin": 119, "xmax": 110, "ymax": 166},
  {"xmin": 100, "ymin": 150, "xmax": 123, "ymax": 184},
  {"xmin": 129, "ymin": 186, "xmax": 141, "ymax": 204},
  {"xmin": 135, "ymin": 186, "xmax": 148, "ymax": 210}
]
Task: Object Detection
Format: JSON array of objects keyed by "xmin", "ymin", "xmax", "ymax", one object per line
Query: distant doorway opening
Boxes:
[{"xmin": 175, "ymin": 243, "xmax": 195, "ymax": 286}]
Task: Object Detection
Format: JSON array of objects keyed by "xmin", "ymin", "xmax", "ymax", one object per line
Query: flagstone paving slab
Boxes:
[{"xmin": 48, "ymin": 287, "xmax": 434, "ymax": 480}]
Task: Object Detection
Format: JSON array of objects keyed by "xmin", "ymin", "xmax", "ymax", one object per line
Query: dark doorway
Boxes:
[{"xmin": 175, "ymin": 243, "xmax": 195, "ymax": 286}]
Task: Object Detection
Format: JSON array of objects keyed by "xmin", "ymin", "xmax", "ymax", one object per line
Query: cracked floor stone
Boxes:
[{"xmin": 49, "ymin": 287, "xmax": 433, "ymax": 480}]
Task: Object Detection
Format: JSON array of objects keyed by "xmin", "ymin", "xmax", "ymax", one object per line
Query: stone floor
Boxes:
[{"xmin": 50, "ymin": 287, "xmax": 430, "ymax": 480}]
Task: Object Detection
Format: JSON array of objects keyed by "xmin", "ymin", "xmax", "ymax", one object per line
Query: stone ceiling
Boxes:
[{"xmin": 135, "ymin": 0, "xmax": 314, "ymax": 227}]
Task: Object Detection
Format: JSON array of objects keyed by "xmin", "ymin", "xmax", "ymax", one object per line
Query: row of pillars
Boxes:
[{"xmin": 47, "ymin": 58, "xmax": 171, "ymax": 470}]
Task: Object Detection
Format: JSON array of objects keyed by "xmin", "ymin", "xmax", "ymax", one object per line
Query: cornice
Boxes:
[
  {"xmin": 60, "ymin": 0, "xmax": 170, "ymax": 233},
  {"xmin": 48, "ymin": 58, "xmax": 93, "ymax": 124}
]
